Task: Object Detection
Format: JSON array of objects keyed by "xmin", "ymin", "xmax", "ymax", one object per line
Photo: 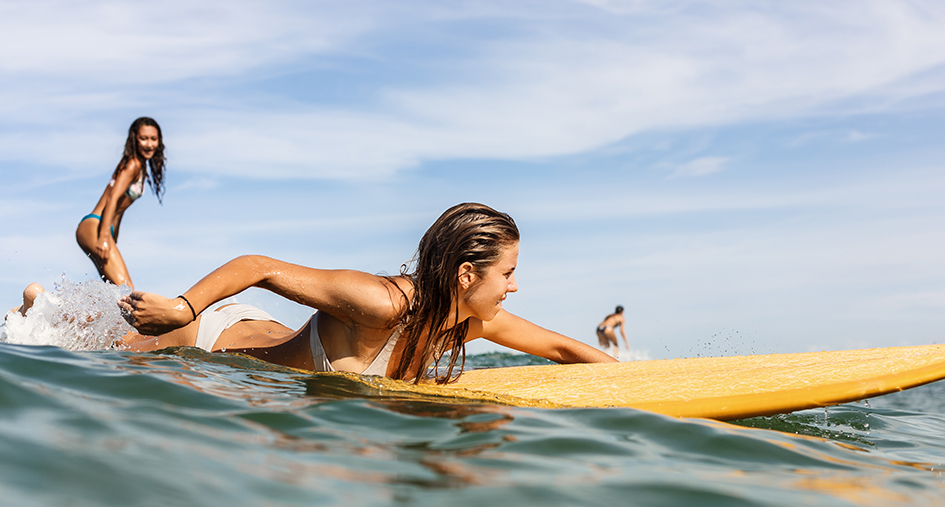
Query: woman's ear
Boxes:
[{"xmin": 457, "ymin": 262, "xmax": 475, "ymax": 290}]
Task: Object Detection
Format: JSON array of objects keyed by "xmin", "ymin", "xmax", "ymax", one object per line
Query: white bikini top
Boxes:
[
  {"xmin": 125, "ymin": 173, "xmax": 147, "ymax": 201},
  {"xmin": 309, "ymin": 312, "xmax": 402, "ymax": 376},
  {"xmin": 110, "ymin": 171, "xmax": 147, "ymax": 202}
]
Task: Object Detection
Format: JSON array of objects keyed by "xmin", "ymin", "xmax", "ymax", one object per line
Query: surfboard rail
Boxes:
[{"xmin": 445, "ymin": 344, "xmax": 945, "ymax": 420}]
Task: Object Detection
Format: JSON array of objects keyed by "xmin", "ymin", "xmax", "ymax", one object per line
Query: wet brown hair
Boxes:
[
  {"xmin": 113, "ymin": 117, "xmax": 166, "ymax": 203},
  {"xmin": 391, "ymin": 203, "xmax": 520, "ymax": 384}
]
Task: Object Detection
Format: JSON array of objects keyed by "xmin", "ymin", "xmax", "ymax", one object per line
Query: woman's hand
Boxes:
[
  {"xmin": 93, "ymin": 236, "xmax": 112, "ymax": 261},
  {"xmin": 120, "ymin": 291, "xmax": 194, "ymax": 335}
]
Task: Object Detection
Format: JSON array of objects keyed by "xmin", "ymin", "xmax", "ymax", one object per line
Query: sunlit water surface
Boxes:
[{"xmin": 2, "ymin": 281, "xmax": 944, "ymax": 506}]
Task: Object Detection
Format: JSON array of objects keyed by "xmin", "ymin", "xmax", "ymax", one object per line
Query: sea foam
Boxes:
[{"xmin": 1, "ymin": 277, "xmax": 134, "ymax": 351}]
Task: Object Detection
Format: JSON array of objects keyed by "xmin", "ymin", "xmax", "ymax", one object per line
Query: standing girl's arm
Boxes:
[{"xmin": 95, "ymin": 159, "xmax": 140, "ymax": 260}]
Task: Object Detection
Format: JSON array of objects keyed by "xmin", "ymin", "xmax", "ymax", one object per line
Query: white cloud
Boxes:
[
  {"xmin": 173, "ymin": 177, "xmax": 220, "ymax": 193},
  {"xmin": 570, "ymin": 0, "xmax": 690, "ymax": 15},
  {"xmin": 0, "ymin": 1, "xmax": 365, "ymax": 80},
  {"xmin": 845, "ymin": 130, "xmax": 878, "ymax": 143},
  {"xmin": 669, "ymin": 156, "xmax": 729, "ymax": 178},
  {"xmin": 3, "ymin": 2, "xmax": 945, "ymax": 179},
  {"xmin": 0, "ymin": 128, "xmax": 120, "ymax": 175}
]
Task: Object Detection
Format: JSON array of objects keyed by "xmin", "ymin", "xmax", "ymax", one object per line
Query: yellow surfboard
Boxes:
[{"xmin": 315, "ymin": 344, "xmax": 945, "ymax": 421}]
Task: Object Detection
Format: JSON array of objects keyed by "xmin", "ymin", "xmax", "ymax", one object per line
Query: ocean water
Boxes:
[{"xmin": 2, "ymin": 282, "xmax": 945, "ymax": 506}]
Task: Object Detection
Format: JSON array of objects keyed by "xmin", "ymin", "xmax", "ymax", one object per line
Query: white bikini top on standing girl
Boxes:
[{"xmin": 110, "ymin": 171, "xmax": 147, "ymax": 202}]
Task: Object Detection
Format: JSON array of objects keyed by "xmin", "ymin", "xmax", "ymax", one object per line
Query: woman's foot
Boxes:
[{"xmin": 9, "ymin": 283, "xmax": 45, "ymax": 317}]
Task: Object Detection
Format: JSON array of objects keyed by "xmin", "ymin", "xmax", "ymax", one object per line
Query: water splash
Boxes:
[
  {"xmin": 689, "ymin": 327, "xmax": 760, "ymax": 358},
  {"xmin": 617, "ymin": 348, "xmax": 652, "ymax": 361},
  {"xmin": 1, "ymin": 277, "xmax": 134, "ymax": 351}
]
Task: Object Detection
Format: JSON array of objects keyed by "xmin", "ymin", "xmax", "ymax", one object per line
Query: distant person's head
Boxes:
[{"xmin": 615, "ymin": 305, "xmax": 624, "ymax": 314}]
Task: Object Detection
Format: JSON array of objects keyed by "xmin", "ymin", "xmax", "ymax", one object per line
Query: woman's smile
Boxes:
[
  {"xmin": 459, "ymin": 242, "xmax": 519, "ymax": 322},
  {"xmin": 137, "ymin": 125, "xmax": 159, "ymax": 159}
]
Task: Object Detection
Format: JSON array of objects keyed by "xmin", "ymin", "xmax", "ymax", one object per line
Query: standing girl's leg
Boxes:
[
  {"xmin": 604, "ymin": 328, "xmax": 619, "ymax": 358},
  {"xmin": 101, "ymin": 247, "xmax": 133, "ymax": 288},
  {"xmin": 76, "ymin": 217, "xmax": 133, "ymax": 288}
]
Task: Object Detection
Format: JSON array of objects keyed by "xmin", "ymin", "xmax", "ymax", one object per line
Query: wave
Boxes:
[{"xmin": 2, "ymin": 341, "xmax": 944, "ymax": 506}]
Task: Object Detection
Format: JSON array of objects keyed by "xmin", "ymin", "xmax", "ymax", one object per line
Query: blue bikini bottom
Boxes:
[{"xmin": 80, "ymin": 214, "xmax": 115, "ymax": 237}]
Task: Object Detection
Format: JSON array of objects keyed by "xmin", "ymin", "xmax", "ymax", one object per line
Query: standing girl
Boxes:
[{"xmin": 76, "ymin": 117, "xmax": 166, "ymax": 288}]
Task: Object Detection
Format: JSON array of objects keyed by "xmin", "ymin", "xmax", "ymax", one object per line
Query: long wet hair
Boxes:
[
  {"xmin": 113, "ymin": 117, "xmax": 166, "ymax": 204},
  {"xmin": 390, "ymin": 203, "xmax": 520, "ymax": 384}
]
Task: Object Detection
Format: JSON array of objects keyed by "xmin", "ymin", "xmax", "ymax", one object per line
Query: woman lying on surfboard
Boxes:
[
  {"xmin": 114, "ymin": 203, "xmax": 615, "ymax": 383},
  {"xmin": 76, "ymin": 117, "xmax": 166, "ymax": 289}
]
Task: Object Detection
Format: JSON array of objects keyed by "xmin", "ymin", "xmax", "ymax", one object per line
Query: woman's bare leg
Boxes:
[
  {"xmin": 76, "ymin": 219, "xmax": 133, "ymax": 289},
  {"xmin": 604, "ymin": 329, "xmax": 619, "ymax": 358},
  {"xmin": 99, "ymin": 247, "xmax": 133, "ymax": 289},
  {"xmin": 8, "ymin": 282, "xmax": 45, "ymax": 318}
]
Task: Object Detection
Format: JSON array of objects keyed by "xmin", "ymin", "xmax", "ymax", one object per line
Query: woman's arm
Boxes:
[
  {"xmin": 471, "ymin": 310, "xmax": 617, "ymax": 363},
  {"xmin": 95, "ymin": 160, "xmax": 139, "ymax": 258},
  {"xmin": 122, "ymin": 255, "xmax": 403, "ymax": 335}
]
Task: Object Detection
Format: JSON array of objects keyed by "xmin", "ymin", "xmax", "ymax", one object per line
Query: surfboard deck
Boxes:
[{"xmin": 311, "ymin": 344, "xmax": 945, "ymax": 421}]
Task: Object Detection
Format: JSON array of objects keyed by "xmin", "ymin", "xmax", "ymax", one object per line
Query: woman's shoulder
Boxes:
[
  {"xmin": 376, "ymin": 275, "xmax": 414, "ymax": 312},
  {"xmin": 382, "ymin": 274, "xmax": 414, "ymax": 295},
  {"xmin": 336, "ymin": 270, "xmax": 413, "ymax": 312},
  {"xmin": 116, "ymin": 157, "xmax": 144, "ymax": 176},
  {"xmin": 338, "ymin": 273, "xmax": 413, "ymax": 327}
]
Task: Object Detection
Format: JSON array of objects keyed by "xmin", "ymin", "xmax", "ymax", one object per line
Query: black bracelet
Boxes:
[{"xmin": 178, "ymin": 295, "xmax": 197, "ymax": 322}]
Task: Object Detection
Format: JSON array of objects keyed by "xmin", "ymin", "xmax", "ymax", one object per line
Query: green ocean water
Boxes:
[{"xmin": 1, "ymin": 341, "xmax": 944, "ymax": 507}]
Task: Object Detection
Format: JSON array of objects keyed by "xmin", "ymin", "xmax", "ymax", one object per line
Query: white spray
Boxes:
[{"xmin": 1, "ymin": 277, "xmax": 135, "ymax": 351}]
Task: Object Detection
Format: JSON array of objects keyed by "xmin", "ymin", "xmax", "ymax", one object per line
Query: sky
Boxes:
[{"xmin": 1, "ymin": 0, "xmax": 944, "ymax": 359}]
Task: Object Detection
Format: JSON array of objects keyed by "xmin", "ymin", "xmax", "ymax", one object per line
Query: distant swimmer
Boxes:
[
  {"xmin": 596, "ymin": 305, "xmax": 628, "ymax": 358},
  {"xmin": 76, "ymin": 117, "xmax": 166, "ymax": 289}
]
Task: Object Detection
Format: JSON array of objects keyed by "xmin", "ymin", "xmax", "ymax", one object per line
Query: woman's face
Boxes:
[
  {"xmin": 136, "ymin": 125, "xmax": 159, "ymax": 160},
  {"xmin": 457, "ymin": 242, "xmax": 519, "ymax": 322}
]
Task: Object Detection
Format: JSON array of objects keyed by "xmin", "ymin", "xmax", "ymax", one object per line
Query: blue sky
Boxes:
[{"xmin": 2, "ymin": 0, "xmax": 944, "ymax": 359}]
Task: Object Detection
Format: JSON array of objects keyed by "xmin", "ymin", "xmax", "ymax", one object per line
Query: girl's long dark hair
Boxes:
[
  {"xmin": 113, "ymin": 117, "xmax": 166, "ymax": 203},
  {"xmin": 390, "ymin": 203, "xmax": 520, "ymax": 384}
]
